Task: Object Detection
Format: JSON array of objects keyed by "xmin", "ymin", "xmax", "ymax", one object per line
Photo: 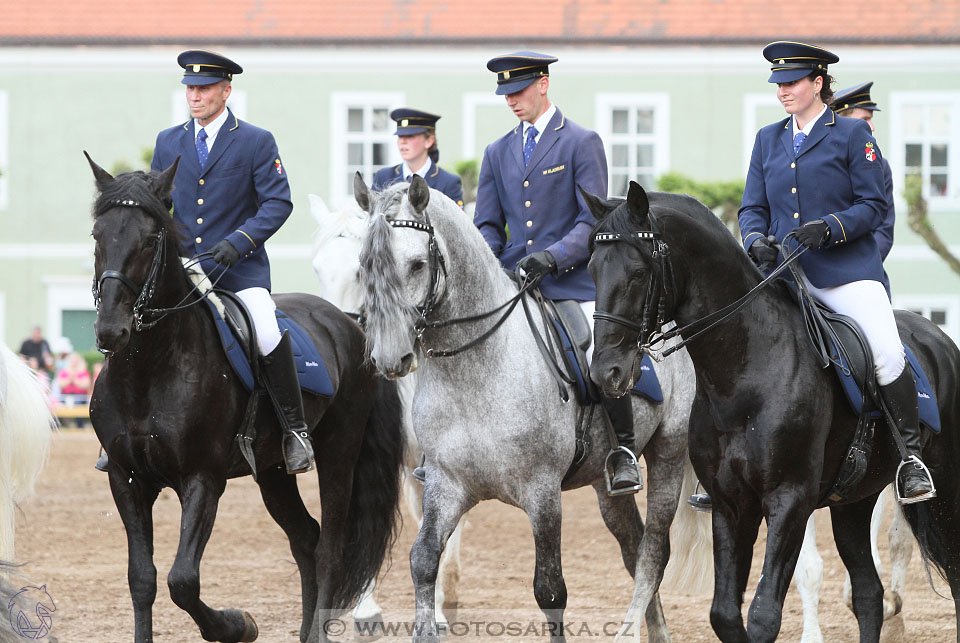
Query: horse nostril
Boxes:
[{"xmin": 399, "ymin": 353, "xmax": 414, "ymax": 373}]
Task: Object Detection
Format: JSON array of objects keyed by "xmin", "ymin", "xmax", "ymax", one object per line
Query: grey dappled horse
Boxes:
[{"xmin": 355, "ymin": 174, "xmax": 708, "ymax": 642}]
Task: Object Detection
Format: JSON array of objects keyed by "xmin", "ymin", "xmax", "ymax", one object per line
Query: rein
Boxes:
[
  {"xmin": 385, "ymin": 215, "xmax": 537, "ymax": 359},
  {"xmin": 93, "ymin": 197, "xmax": 228, "ymax": 335},
  {"xmin": 593, "ymin": 227, "xmax": 808, "ymax": 360}
]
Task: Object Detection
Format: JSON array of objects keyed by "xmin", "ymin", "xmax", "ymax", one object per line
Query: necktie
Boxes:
[
  {"xmin": 197, "ymin": 128, "xmax": 209, "ymax": 169},
  {"xmin": 523, "ymin": 126, "xmax": 538, "ymax": 166},
  {"xmin": 793, "ymin": 131, "xmax": 806, "ymax": 157}
]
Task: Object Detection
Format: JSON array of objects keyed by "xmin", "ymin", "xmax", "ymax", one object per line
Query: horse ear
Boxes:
[
  {"xmin": 408, "ymin": 174, "xmax": 431, "ymax": 213},
  {"xmin": 308, "ymin": 193, "xmax": 330, "ymax": 224},
  {"xmin": 354, "ymin": 172, "xmax": 372, "ymax": 213},
  {"xmin": 84, "ymin": 151, "xmax": 115, "ymax": 188},
  {"xmin": 626, "ymin": 181, "xmax": 650, "ymax": 223},
  {"xmin": 152, "ymin": 156, "xmax": 180, "ymax": 200},
  {"xmin": 578, "ymin": 184, "xmax": 614, "ymax": 221}
]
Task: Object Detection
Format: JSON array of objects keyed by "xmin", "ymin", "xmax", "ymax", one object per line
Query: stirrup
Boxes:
[
  {"xmin": 284, "ymin": 430, "xmax": 315, "ymax": 474},
  {"xmin": 895, "ymin": 455, "xmax": 936, "ymax": 505},
  {"xmin": 604, "ymin": 446, "xmax": 642, "ymax": 497},
  {"xmin": 687, "ymin": 481, "xmax": 712, "ymax": 513},
  {"xmin": 411, "ymin": 453, "xmax": 426, "ymax": 485}
]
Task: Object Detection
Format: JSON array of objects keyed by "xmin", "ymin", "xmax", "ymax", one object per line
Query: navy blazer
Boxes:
[
  {"xmin": 151, "ymin": 109, "xmax": 293, "ymax": 292},
  {"xmin": 875, "ymin": 157, "xmax": 895, "ymax": 261},
  {"xmin": 372, "ymin": 163, "xmax": 464, "ymax": 207},
  {"xmin": 739, "ymin": 111, "xmax": 887, "ymax": 289},
  {"xmin": 474, "ymin": 109, "xmax": 607, "ymax": 301}
]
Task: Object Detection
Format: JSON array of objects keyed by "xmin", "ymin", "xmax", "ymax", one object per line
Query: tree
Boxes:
[
  {"xmin": 656, "ymin": 172, "xmax": 745, "ymax": 236},
  {"xmin": 454, "ymin": 159, "xmax": 478, "ymax": 205},
  {"xmin": 904, "ymin": 173, "xmax": 960, "ymax": 277}
]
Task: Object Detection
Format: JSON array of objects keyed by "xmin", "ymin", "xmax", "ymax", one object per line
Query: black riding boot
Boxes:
[
  {"xmin": 602, "ymin": 395, "xmax": 641, "ymax": 495},
  {"xmin": 880, "ymin": 368, "xmax": 935, "ymax": 504},
  {"xmin": 262, "ymin": 331, "xmax": 316, "ymax": 474}
]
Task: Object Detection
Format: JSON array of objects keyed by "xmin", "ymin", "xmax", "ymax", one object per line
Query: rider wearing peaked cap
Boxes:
[
  {"xmin": 738, "ymin": 41, "xmax": 934, "ymax": 505},
  {"xmin": 473, "ymin": 51, "xmax": 641, "ymax": 495},
  {"xmin": 372, "ymin": 108, "xmax": 464, "ymax": 207}
]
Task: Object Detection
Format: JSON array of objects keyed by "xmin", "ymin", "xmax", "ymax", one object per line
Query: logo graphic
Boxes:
[
  {"xmin": 8, "ymin": 585, "xmax": 56, "ymax": 639},
  {"xmin": 274, "ymin": 158, "xmax": 284, "ymax": 175},
  {"xmin": 864, "ymin": 141, "xmax": 877, "ymax": 162}
]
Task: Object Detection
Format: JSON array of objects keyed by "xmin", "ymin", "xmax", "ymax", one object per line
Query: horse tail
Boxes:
[
  {"xmin": 660, "ymin": 455, "xmax": 714, "ymax": 594},
  {"xmin": 0, "ymin": 344, "xmax": 53, "ymax": 560},
  {"xmin": 330, "ymin": 376, "xmax": 404, "ymax": 611}
]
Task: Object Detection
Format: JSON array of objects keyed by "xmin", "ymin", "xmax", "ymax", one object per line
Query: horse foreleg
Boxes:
[
  {"xmin": 831, "ymin": 498, "xmax": 884, "ymax": 643},
  {"xmin": 526, "ymin": 489, "xmax": 568, "ymax": 643},
  {"xmin": 108, "ymin": 471, "xmax": 160, "ymax": 643},
  {"xmin": 709, "ymin": 496, "xmax": 762, "ymax": 643},
  {"xmin": 168, "ymin": 474, "xmax": 256, "ymax": 643},
  {"xmin": 411, "ymin": 480, "xmax": 474, "ymax": 643},
  {"xmin": 794, "ymin": 513, "xmax": 824, "ymax": 643},
  {"xmin": 257, "ymin": 466, "xmax": 321, "ymax": 642},
  {"xmin": 436, "ymin": 516, "xmax": 465, "ymax": 624}
]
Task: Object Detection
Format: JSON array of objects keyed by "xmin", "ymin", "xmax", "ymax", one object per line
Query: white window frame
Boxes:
[
  {"xmin": 595, "ymin": 93, "xmax": 670, "ymax": 197},
  {"xmin": 893, "ymin": 294, "xmax": 960, "ymax": 344},
  {"xmin": 742, "ymin": 93, "xmax": 782, "ymax": 175},
  {"xmin": 0, "ymin": 291, "xmax": 6, "ymax": 345},
  {"xmin": 0, "ymin": 91, "xmax": 8, "ymax": 210},
  {"xmin": 329, "ymin": 92, "xmax": 404, "ymax": 208},
  {"xmin": 43, "ymin": 277, "xmax": 96, "ymax": 345},
  {"xmin": 888, "ymin": 92, "xmax": 960, "ymax": 212},
  {"xmin": 170, "ymin": 88, "xmax": 248, "ymax": 126}
]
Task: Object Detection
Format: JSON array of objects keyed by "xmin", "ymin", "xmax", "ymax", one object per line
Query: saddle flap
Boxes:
[{"xmin": 552, "ymin": 300, "xmax": 592, "ymax": 353}]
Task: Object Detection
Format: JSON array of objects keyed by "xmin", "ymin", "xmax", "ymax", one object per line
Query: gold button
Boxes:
[
  {"xmin": 525, "ymin": 200, "xmax": 531, "ymax": 207},
  {"xmin": 526, "ymin": 240, "xmax": 534, "ymax": 246},
  {"xmin": 791, "ymin": 187, "xmax": 797, "ymax": 194},
  {"xmin": 523, "ymin": 180, "xmax": 530, "ymax": 187},
  {"xmin": 195, "ymin": 236, "xmax": 202, "ymax": 244},
  {"xmin": 197, "ymin": 198, "xmax": 204, "ymax": 205},
  {"xmin": 790, "ymin": 162, "xmax": 796, "ymax": 169},
  {"xmin": 199, "ymin": 179, "xmax": 205, "ymax": 185},
  {"xmin": 526, "ymin": 220, "xmax": 533, "ymax": 227},
  {"xmin": 793, "ymin": 213, "xmax": 799, "ymax": 219},
  {"xmin": 196, "ymin": 217, "xmax": 203, "ymax": 224}
]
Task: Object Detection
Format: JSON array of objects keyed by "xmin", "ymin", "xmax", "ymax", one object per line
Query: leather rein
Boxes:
[{"xmin": 592, "ymin": 227, "xmax": 807, "ymax": 360}]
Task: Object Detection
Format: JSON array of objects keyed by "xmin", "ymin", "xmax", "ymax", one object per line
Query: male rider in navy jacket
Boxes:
[{"xmin": 472, "ymin": 51, "xmax": 640, "ymax": 494}]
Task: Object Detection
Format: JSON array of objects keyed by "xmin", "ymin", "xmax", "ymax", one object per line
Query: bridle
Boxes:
[
  {"xmin": 92, "ymin": 198, "xmax": 225, "ymax": 337},
  {"xmin": 591, "ymin": 224, "xmax": 807, "ymax": 360},
  {"xmin": 384, "ymin": 211, "xmax": 537, "ymax": 359}
]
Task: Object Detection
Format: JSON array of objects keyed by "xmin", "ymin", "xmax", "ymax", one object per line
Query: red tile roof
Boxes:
[{"xmin": 3, "ymin": 1, "xmax": 958, "ymax": 45}]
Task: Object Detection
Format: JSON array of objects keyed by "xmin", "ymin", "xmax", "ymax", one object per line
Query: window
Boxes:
[
  {"xmin": 894, "ymin": 295, "xmax": 960, "ymax": 344},
  {"xmin": 889, "ymin": 93, "xmax": 960, "ymax": 209},
  {"xmin": 330, "ymin": 92, "xmax": 404, "ymax": 206},
  {"xmin": 595, "ymin": 94, "xmax": 670, "ymax": 197}
]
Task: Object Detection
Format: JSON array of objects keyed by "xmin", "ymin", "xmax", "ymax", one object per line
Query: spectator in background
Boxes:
[
  {"xmin": 18, "ymin": 326, "xmax": 53, "ymax": 377},
  {"xmin": 55, "ymin": 353, "xmax": 91, "ymax": 428},
  {"xmin": 24, "ymin": 356, "xmax": 54, "ymax": 409}
]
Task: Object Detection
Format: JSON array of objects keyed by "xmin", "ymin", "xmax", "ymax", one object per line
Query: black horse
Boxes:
[
  {"xmin": 85, "ymin": 154, "xmax": 404, "ymax": 643},
  {"xmin": 585, "ymin": 181, "xmax": 960, "ymax": 642}
]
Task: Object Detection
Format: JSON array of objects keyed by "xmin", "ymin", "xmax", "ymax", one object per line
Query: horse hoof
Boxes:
[
  {"xmin": 882, "ymin": 590, "xmax": 903, "ymax": 618},
  {"xmin": 239, "ymin": 611, "xmax": 259, "ymax": 642},
  {"xmin": 354, "ymin": 613, "xmax": 385, "ymax": 639}
]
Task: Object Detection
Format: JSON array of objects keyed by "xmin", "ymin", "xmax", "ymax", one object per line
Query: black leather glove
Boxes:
[
  {"xmin": 748, "ymin": 236, "xmax": 779, "ymax": 270},
  {"xmin": 517, "ymin": 250, "xmax": 557, "ymax": 287},
  {"xmin": 793, "ymin": 219, "xmax": 831, "ymax": 249},
  {"xmin": 211, "ymin": 240, "xmax": 240, "ymax": 268}
]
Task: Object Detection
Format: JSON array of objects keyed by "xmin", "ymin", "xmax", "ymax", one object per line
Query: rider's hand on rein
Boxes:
[
  {"xmin": 792, "ymin": 219, "xmax": 831, "ymax": 249},
  {"xmin": 211, "ymin": 240, "xmax": 240, "ymax": 268}
]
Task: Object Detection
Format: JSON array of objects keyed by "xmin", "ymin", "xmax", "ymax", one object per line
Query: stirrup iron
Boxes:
[
  {"xmin": 604, "ymin": 445, "xmax": 642, "ymax": 497},
  {"xmin": 895, "ymin": 455, "xmax": 936, "ymax": 505}
]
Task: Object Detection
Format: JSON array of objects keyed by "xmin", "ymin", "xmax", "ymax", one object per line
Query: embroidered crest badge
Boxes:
[
  {"xmin": 864, "ymin": 142, "xmax": 877, "ymax": 162},
  {"xmin": 274, "ymin": 158, "xmax": 283, "ymax": 175}
]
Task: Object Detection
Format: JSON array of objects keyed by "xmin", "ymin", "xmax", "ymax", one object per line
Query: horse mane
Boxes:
[{"xmin": 92, "ymin": 170, "xmax": 187, "ymax": 247}]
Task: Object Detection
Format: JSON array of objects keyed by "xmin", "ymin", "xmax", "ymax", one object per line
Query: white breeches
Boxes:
[
  {"xmin": 800, "ymin": 276, "xmax": 905, "ymax": 385},
  {"xmin": 580, "ymin": 300, "xmax": 596, "ymax": 364},
  {"xmin": 235, "ymin": 287, "xmax": 281, "ymax": 355}
]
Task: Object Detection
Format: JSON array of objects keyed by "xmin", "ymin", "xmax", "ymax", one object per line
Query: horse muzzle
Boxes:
[
  {"xmin": 372, "ymin": 351, "xmax": 418, "ymax": 380},
  {"xmin": 94, "ymin": 315, "xmax": 132, "ymax": 354},
  {"xmin": 590, "ymin": 359, "xmax": 633, "ymax": 398}
]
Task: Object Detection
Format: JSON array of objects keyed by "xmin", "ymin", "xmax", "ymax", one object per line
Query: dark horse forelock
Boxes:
[
  {"xmin": 92, "ymin": 170, "xmax": 186, "ymax": 245},
  {"xmin": 359, "ymin": 184, "xmax": 420, "ymax": 358}
]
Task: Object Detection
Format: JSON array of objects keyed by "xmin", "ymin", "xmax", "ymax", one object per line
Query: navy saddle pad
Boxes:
[
  {"xmin": 833, "ymin": 342, "xmax": 940, "ymax": 433},
  {"xmin": 206, "ymin": 299, "xmax": 334, "ymax": 396},
  {"xmin": 552, "ymin": 319, "xmax": 663, "ymax": 405}
]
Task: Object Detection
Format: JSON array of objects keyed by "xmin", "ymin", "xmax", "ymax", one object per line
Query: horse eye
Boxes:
[{"xmin": 410, "ymin": 260, "xmax": 427, "ymax": 273}]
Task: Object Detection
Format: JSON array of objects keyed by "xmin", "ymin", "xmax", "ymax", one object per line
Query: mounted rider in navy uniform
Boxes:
[
  {"xmin": 372, "ymin": 108, "xmax": 464, "ymax": 207},
  {"xmin": 473, "ymin": 51, "xmax": 640, "ymax": 494},
  {"xmin": 95, "ymin": 50, "xmax": 314, "ymax": 475}
]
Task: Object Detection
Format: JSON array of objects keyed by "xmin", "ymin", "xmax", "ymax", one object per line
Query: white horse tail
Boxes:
[
  {"xmin": 660, "ymin": 455, "xmax": 714, "ymax": 594},
  {"xmin": 0, "ymin": 343, "xmax": 54, "ymax": 559}
]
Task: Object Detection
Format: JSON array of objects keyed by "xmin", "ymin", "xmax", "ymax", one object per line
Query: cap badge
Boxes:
[
  {"xmin": 778, "ymin": 59, "xmax": 785, "ymax": 64},
  {"xmin": 193, "ymin": 65, "xmax": 201, "ymax": 73},
  {"xmin": 503, "ymin": 71, "xmax": 511, "ymax": 80},
  {"xmin": 401, "ymin": 119, "xmax": 409, "ymax": 127}
]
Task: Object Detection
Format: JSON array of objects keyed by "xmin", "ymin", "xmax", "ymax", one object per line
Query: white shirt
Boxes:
[
  {"xmin": 195, "ymin": 107, "xmax": 230, "ymax": 151},
  {"xmin": 402, "ymin": 157, "xmax": 432, "ymax": 180},
  {"xmin": 522, "ymin": 103, "xmax": 557, "ymax": 146},
  {"xmin": 792, "ymin": 104, "xmax": 828, "ymax": 139}
]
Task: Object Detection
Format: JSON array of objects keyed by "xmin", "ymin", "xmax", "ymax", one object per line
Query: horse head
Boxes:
[
  {"xmin": 86, "ymin": 152, "xmax": 180, "ymax": 354},
  {"xmin": 310, "ymin": 193, "xmax": 367, "ymax": 313},
  {"xmin": 584, "ymin": 180, "xmax": 666, "ymax": 397},
  {"xmin": 356, "ymin": 173, "xmax": 446, "ymax": 378}
]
